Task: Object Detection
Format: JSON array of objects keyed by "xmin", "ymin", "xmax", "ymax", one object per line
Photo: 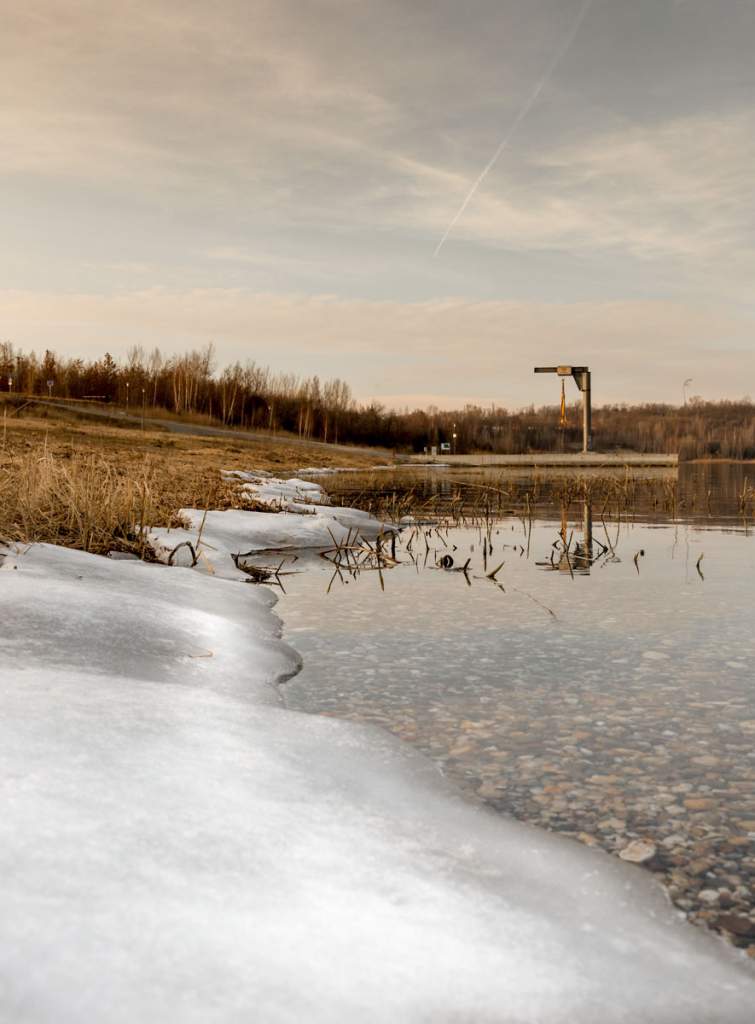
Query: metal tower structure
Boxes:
[{"xmin": 534, "ymin": 365, "xmax": 592, "ymax": 452}]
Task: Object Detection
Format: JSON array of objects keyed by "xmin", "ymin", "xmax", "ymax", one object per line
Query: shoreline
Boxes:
[{"xmin": 2, "ymin": 474, "xmax": 754, "ymax": 1019}]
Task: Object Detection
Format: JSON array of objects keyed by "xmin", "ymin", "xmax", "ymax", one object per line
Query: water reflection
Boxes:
[
  {"xmin": 536, "ymin": 499, "xmax": 595, "ymax": 575},
  {"xmin": 322, "ymin": 462, "xmax": 754, "ymax": 532}
]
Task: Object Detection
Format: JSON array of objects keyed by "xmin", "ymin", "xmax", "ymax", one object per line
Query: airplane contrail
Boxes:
[{"xmin": 433, "ymin": 0, "xmax": 594, "ymax": 257}]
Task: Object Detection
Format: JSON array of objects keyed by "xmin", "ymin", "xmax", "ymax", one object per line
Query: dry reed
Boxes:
[{"xmin": 0, "ymin": 449, "xmax": 193, "ymax": 555}]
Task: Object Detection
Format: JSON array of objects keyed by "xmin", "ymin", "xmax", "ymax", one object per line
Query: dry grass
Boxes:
[
  {"xmin": 0, "ymin": 449, "xmax": 173, "ymax": 555},
  {"xmin": 0, "ymin": 404, "xmax": 379, "ymax": 554}
]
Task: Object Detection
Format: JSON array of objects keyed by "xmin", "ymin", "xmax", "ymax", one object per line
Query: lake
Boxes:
[{"xmin": 276, "ymin": 463, "xmax": 755, "ymax": 949}]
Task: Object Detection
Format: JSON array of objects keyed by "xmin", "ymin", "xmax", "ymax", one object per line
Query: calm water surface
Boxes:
[{"xmin": 275, "ymin": 464, "xmax": 755, "ymax": 946}]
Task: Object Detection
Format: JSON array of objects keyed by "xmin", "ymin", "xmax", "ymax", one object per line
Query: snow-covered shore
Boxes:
[
  {"xmin": 2, "ymin": 506, "xmax": 754, "ymax": 1020},
  {"xmin": 148, "ymin": 472, "xmax": 395, "ymax": 577}
]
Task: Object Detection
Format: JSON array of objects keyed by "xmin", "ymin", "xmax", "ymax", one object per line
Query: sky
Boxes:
[{"xmin": 2, "ymin": 0, "xmax": 755, "ymax": 410}]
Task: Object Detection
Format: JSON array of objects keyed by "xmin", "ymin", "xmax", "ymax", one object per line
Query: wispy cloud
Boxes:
[
  {"xmin": 392, "ymin": 109, "xmax": 755, "ymax": 293},
  {"xmin": 433, "ymin": 0, "xmax": 594, "ymax": 256},
  {"xmin": 4, "ymin": 1, "xmax": 754, "ymax": 271}
]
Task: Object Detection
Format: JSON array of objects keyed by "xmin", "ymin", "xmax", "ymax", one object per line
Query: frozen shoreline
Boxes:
[{"xmin": 2, "ymin": 486, "xmax": 755, "ymax": 1021}]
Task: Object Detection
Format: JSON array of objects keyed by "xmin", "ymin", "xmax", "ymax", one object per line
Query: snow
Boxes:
[
  {"xmin": 1, "ymin": 541, "xmax": 753, "ymax": 1021},
  {"xmin": 148, "ymin": 506, "xmax": 394, "ymax": 580},
  {"xmin": 221, "ymin": 471, "xmax": 330, "ymax": 508},
  {"xmin": 149, "ymin": 476, "xmax": 396, "ymax": 579},
  {"xmin": 150, "ymin": 508, "xmax": 348, "ymax": 577},
  {"xmin": 222, "ymin": 469, "xmax": 273, "ymax": 479},
  {"xmin": 222, "ymin": 469, "xmax": 394, "ymax": 529},
  {"xmin": 296, "ymin": 465, "xmax": 359, "ymax": 475},
  {"xmin": 295, "ymin": 465, "xmax": 396, "ymax": 476},
  {"xmin": 284, "ymin": 501, "xmax": 390, "ymax": 532},
  {"xmin": 0, "ymin": 543, "xmax": 292, "ymax": 701}
]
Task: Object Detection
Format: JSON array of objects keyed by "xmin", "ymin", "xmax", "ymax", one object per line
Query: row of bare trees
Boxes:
[
  {"xmin": 0, "ymin": 342, "xmax": 354, "ymax": 444},
  {"xmin": 1, "ymin": 341, "xmax": 753, "ymax": 459}
]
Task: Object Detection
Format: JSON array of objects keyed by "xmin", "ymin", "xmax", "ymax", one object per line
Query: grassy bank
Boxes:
[{"xmin": 0, "ymin": 405, "xmax": 378, "ymax": 555}]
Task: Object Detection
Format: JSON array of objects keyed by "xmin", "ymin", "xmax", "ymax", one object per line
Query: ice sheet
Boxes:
[
  {"xmin": 150, "ymin": 501, "xmax": 394, "ymax": 579},
  {"xmin": 221, "ymin": 471, "xmax": 330, "ymax": 508},
  {"xmin": 1, "ymin": 543, "xmax": 753, "ymax": 1022},
  {"xmin": 218, "ymin": 473, "xmax": 399, "ymax": 537},
  {"xmin": 149, "ymin": 508, "xmax": 356, "ymax": 578}
]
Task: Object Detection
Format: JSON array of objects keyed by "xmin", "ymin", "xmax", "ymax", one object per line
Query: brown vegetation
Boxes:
[
  {"xmin": 0, "ymin": 450, "xmax": 175, "ymax": 555},
  {"xmin": 0, "ymin": 405, "xmax": 375, "ymax": 554}
]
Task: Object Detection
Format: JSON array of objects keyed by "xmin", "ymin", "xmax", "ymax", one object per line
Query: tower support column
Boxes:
[{"xmin": 581, "ymin": 370, "xmax": 591, "ymax": 452}]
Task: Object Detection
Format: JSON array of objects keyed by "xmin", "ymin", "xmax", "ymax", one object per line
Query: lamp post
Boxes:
[
  {"xmin": 125, "ymin": 380, "xmax": 130, "ymax": 412},
  {"xmin": 452, "ymin": 423, "xmax": 457, "ymax": 455},
  {"xmin": 141, "ymin": 388, "xmax": 146, "ymax": 431}
]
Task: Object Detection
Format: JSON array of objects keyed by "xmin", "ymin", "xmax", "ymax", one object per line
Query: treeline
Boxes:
[
  {"xmin": 454, "ymin": 401, "xmax": 755, "ymax": 461},
  {"xmin": 0, "ymin": 342, "xmax": 353, "ymax": 444},
  {"xmin": 357, "ymin": 400, "xmax": 755, "ymax": 460},
  {"xmin": 1, "ymin": 342, "xmax": 753, "ymax": 459}
]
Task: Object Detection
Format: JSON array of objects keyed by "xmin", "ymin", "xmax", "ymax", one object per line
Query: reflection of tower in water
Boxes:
[{"xmin": 541, "ymin": 498, "xmax": 594, "ymax": 575}]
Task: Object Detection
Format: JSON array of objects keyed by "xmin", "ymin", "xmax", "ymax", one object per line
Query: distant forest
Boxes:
[{"xmin": 2, "ymin": 342, "xmax": 754, "ymax": 460}]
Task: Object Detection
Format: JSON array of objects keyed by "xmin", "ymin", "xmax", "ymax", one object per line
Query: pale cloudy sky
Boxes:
[{"xmin": 2, "ymin": 0, "xmax": 754, "ymax": 408}]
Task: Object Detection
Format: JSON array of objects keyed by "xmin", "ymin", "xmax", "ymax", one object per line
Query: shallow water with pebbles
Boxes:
[{"xmin": 278, "ymin": 465, "xmax": 755, "ymax": 951}]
